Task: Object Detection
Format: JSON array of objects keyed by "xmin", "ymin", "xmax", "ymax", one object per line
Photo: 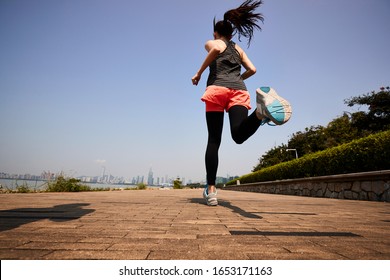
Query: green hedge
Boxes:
[{"xmin": 227, "ymin": 130, "xmax": 390, "ymax": 185}]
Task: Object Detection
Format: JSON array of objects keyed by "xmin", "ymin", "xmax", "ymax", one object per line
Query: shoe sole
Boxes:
[
  {"xmin": 203, "ymin": 188, "xmax": 218, "ymax": 206},
  {"xmin": 256, "ymin": 87, "xmax": 292, "ymax": 125},
  {"xmin": 207, "ymin": 196, "xmax": 218, "ymax": 206}
]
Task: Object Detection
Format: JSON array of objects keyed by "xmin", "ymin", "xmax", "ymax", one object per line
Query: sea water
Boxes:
[{"xmin": 0, "ymin": 179, "xmax": 139, "ymax": 191}]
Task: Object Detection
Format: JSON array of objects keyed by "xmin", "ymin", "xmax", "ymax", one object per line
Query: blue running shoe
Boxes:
[{"xmin": 256, "ymin": 87, "xmax": 292, "ymax": 125}]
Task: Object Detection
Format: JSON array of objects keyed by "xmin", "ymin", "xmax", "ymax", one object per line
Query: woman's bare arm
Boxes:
[{"xmin": 192, "ymin": 40, "xmax": 225, "ymax": 86}]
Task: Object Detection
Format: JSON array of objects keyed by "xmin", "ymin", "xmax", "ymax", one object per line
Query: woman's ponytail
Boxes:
[{"xmin": 214, "ymin": 0, "xmax": 264, "ymax": 46}]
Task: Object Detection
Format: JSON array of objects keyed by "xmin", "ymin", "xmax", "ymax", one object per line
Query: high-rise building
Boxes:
[{"xmin": 147, "ymin": 168, "xmax": 154, "ymax": 186}]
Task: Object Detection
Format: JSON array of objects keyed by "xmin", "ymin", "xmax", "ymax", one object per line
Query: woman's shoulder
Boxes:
[{"xmin": 205, "ymin": 39, "xmax": 228, "ymax": 52}]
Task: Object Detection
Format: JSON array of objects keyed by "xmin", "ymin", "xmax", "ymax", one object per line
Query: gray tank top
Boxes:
[{"xmin": 206, "ymin": 41, "xmax": 247, "ymax": 91}]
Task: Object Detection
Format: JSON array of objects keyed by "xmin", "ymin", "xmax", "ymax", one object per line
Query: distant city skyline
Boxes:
[
  {"xmin": 0, "ymin": 167, "xmax": 242, "ymax": 187},
  {"xmin": 0, "ymin": 169, "xmax": 195, "ymax": 186}
]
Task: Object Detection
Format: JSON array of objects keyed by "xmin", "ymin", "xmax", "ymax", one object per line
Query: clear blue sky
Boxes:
[{"xmin": 1, "ymin": 0, "xmax": 389, "ymax": 182}]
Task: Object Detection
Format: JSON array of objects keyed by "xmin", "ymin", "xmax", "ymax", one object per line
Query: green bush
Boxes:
[
  {"xmin": 137, "ymin": 183, "xmax": 147, "ymax": 190},
  {"xmin": 228, "ymin": 130, "xmax": 390, "ymax": 185},
  {"xmin": 16, "ymin": 182, "xmax": 32, "ymax": 193},
  {"xmin": 173, "ymin": 179, "xmax": 183, "ymax": 189},
  {"xmin": 45, "ymin": 176, "xmax": 92, "ymax": 192}
]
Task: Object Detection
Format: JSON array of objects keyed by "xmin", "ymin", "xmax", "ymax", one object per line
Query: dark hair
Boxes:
[{"xmin": 214, "ymin": 0, "xmax": 264, "ymax": 46}]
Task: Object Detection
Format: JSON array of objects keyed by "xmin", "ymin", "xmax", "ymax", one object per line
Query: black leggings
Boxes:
[{"xmin": 205, "ymin": 105, "xmax": 261, "ymax": 185}]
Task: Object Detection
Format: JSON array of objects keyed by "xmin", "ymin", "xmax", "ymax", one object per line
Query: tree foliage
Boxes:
[
  {"xmin": 345, "ymin": 86, "xmax": 390, "ymax": 132},
  {"xmin": 253, "ymin": 87, "xmax": 390, "ymax": 172}
]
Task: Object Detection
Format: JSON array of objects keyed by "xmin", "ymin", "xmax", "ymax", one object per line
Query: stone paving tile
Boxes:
[
  {"xmin": 17, "ymin": 241, "xmax": 111, "ymax": 251},
  {"xmin": 0, "ymin": 240, "xmax": 30, "ymax": 249},
  {"xmin": 107, "ymin": 243, "xmax": 159, "ymax": 251},
  {"xmin": 1, "ymin": 234, "xmax": 82, "ymax": 244},
  {"xmin": 147, "ymin": 250, "xmax": 249, "ymax": 260},
  {"xmin": 43, "ymin": 250, "xmax": 151, "ymax": 260},
  {"xmin": 0, "ymin": 249, "xmax": 53, "ymax": 260},
  {"xmin": 0, "ymin": 189, "xmax": 389, "ymax": 260},
  {"xmin": 248, "ymin": 251, "xmax": 348, "ymax": 260}
]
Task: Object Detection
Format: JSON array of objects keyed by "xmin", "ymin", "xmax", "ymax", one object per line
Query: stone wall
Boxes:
[{"xmin": 223, "ymin": 170, "xmax": 390, "ymax": 202}]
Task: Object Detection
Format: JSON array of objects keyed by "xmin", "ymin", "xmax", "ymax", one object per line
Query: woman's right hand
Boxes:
[{"xmin": 192, "ymin": 73, "xmax": 201, "ymax": 86}]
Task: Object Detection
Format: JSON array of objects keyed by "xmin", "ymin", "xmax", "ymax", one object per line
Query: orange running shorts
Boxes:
[{"xmin": 201, "ymin": 85, "xmax": 252, "ymax": 112}]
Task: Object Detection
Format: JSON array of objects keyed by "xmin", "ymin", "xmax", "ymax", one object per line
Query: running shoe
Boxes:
[
  {"xmin": 256, "ymin": 87, "xmax": 292, "ymax": 125},
  {"xmin": 203, "ymin": 186, "xmax": 218, "ymax": 206}
]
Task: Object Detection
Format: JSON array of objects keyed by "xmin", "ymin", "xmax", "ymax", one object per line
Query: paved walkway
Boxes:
[{"xmin": 0, "ymin": 189, "xmax": 389, "ymax": 260}]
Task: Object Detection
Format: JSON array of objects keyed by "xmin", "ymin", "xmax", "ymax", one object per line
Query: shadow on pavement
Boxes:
[
  {"xmin": 229, "ymin": 230, "xmax": 361, "ymax": 237},
  {"xmin": 218, "ymin": 199, "xmax": 263, "ymax": 219},
  {"xmin": 189, "ymin": 198, "xmax": 262, "ymax": 219},
  {"xmin": 252, "ymin": 211, "xmax": 317, "ymax": 216},
  {"xmin": 0, "ymin": 203, "xmax": 94, "ymax": 231},
  {"xmin": 189, "ymin": 198, "xmax": 361, "ymax": 237}
]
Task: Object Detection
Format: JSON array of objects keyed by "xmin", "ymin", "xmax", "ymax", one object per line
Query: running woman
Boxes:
[{"xmin": 191, "ymin": 0, "xmax": 266, "ymax": 206}]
